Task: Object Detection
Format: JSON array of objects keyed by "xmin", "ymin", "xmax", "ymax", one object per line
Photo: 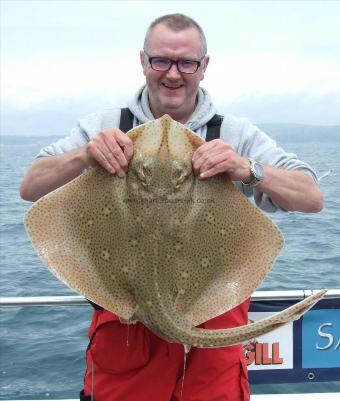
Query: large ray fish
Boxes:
[{"xmin": 24, "ymin": 115, "xmax": 325, "ymax": 347}]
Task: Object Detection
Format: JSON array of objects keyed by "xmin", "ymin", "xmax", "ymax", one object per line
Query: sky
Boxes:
[{"xmin": 1, "ymin": 0, "xmax": 340, "ymax": 135}]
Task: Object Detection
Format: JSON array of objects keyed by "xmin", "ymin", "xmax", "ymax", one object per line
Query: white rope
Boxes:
[{"xmin": 91, "ymin": 360, "xmax": 94, "ymax": 401}]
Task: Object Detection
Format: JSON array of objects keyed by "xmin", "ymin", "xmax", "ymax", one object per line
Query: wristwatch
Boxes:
[{"xmin": 242, "ymin": 159, "xmax": 265, "ymax": 187}]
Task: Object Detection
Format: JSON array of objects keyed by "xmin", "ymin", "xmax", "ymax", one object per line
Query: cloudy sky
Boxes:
[{"xmin": 1, "ymin": 0, "xmax": 340, "ymax": 135}]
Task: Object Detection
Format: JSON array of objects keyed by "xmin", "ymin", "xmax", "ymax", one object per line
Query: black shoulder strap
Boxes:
[
  {"xmin": 119, "ymin": 107, "xmax": 134, "ymax": 133},
  {"xmin": 119, "ymin": 108, "xmax": 223, "ymax": 141},
  {"xmin": 205, "ymin": 113, "xmax": 223, "ymax": 142}
]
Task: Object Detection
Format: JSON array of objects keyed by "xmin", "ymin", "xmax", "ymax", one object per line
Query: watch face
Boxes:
[{"xmin": 253, "ymin": 162, "xmax": 265, "ymax": 180}]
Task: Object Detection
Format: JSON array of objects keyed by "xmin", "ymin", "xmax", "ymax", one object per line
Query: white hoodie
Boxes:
[{"xmin": 36, "ymin": 85, "xmax": 317, "ymax": 212}]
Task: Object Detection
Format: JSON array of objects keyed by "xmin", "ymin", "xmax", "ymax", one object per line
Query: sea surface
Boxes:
[{"xmin": 0, "ymin": 134, "xmax": 339, "ymax": 399}]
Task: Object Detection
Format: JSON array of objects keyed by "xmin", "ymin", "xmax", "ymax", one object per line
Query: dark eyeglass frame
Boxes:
[{"xmin": 144, "ymin": 52, "xmax": 205, "ymax": 74}]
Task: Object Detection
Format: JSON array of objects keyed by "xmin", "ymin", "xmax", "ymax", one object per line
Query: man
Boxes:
[{"xmin": 20, "ymin": 13, "xmax": 323, "ymax": 401}]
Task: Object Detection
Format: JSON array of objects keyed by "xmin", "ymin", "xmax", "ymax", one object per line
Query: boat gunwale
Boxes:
[{"xmin": 1, "ymin": 289, "xmax": 339, "ymax": 308}]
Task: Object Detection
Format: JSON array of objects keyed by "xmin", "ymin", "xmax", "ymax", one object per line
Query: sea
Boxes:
[{"xmin": 0, "ymin": 133, "xmax": 339, "ymax": 399}]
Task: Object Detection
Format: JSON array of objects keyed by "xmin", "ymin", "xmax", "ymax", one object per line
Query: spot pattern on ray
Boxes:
[{"xmin": 24, "ymin": 115, "xmax": 326, "ymax": 347}]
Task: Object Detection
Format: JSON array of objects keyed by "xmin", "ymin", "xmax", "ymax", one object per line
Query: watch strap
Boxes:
[{"xmin": 242, "ymin": 159, "xmax": 263, "ymax": 187}]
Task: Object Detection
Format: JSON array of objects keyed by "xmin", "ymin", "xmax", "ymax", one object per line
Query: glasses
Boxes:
[{"xmin": 144, "ymin": 52, "xmax": 205, "ymax": 74}]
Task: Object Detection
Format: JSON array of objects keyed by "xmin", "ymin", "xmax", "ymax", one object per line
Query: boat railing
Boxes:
[{"xmin": 1, "ymin": 289, "xmax": 340, "ymax": 308}]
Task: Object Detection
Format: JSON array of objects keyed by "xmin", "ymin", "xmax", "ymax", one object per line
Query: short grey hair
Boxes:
[{"xmin": 143, "ymin": 13, "xmax": 207, "ymax": 56}]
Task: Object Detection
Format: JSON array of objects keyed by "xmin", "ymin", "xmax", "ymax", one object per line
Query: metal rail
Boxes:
[
  {"xmin": 3, "ymin": 394, "xmax": 340, "ymax": 401},
  {"xmin": 0, "ymin": 289, "xmax": 339, "ymax": 308}
]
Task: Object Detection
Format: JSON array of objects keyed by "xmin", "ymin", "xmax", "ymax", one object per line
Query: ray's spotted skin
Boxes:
[{"xmin": 24, "ymin": 115, "xmax": 326, "ymax": 348}]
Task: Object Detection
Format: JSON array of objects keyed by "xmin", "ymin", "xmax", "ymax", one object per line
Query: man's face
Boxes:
[{"xmin": 140, "ymin": 23, "xmax": 209, "ymax": 121}]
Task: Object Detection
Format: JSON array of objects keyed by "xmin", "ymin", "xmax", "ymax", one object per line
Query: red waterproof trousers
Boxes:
[{"xmin": 82, "ymin": 300, "xmax": 250, "ymax": 401}]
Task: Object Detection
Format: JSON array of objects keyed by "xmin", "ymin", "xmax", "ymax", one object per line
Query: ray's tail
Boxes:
[{"xmin": 143, "ymin": 290, "xmax": 326, "ymax": 348}]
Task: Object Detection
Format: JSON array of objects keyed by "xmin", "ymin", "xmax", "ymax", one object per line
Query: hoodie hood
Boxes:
[{"xmin": 128, "ymin": 85, "xmax": 217, "ymax": 133}]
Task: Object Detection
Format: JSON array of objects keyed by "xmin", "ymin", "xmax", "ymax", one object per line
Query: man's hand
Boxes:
[
  {"xmin": 192, "ymin": 139, "xmax": 323, "ymax": 213},
  {"xmin": 86, "ymin": 128, "xmax": 134, "ymax": 177},
  {"xmin": 192, "ymin": 139, "xmax": 252, "ymax": 182},
  {"xmin": 20, "ymin": 129, "xmax": 134, "ymax": 202}
]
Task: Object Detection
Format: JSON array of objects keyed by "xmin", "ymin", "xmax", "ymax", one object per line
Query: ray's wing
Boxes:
[
  {"xmin": 24, "ymin": 167, "xmax": 138, "ymax": 319},
  {"xmin": 172, "ymin": 176, "xmax": 284, "ymax": 326}
]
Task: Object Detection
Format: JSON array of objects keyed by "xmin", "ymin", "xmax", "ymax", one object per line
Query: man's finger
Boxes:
[
  {"xmin": 115, "ymin": 132, "xmax": 134, "ymax": 162},
  {"xmin": 199, "ymin": 160, "xmax": 228, "ymax": 179},
  {"xmin": 198, "ymin": 151, "xmax": 228, "ymax": 175},
  {"xmin": 193, "ymin": 145, "xmax": 226, "ymax": 173},
  {"xmin": 192, "ymin": 140, "xmax": 218, "ymax": 163},
  {"xmin": 103, "ymin": 135, "xmax": 128, "ymax": 173},
  {"xmin": 103, "ymin": 149, "xmax": 126, "ymax": 177},
  {"xmin": 89, "ymin": 147, "xmax": 116, "ymax": 174}
]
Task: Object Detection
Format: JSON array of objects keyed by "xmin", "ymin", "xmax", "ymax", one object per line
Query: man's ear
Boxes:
[
  {"xmin": 140, "ymin": 50, "xmax": 146, "ymax": 75},
  {"xmin": 202, "ymin": 55, "xmax": 210, "ymax": 73},
  {"xmin": 200, "ymin": 55, "xmax": 210, "ymax": 81}
]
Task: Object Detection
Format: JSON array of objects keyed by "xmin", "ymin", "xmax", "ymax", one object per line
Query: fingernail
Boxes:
[{"xmin": 200, "ymin": 172, "xmax": 205, "ymax": 179}]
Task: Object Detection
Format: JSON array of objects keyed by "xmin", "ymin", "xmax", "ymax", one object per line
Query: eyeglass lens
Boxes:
[{"xmin": 151, "ymin": 58, "xmax": 199, "ymax": 73}]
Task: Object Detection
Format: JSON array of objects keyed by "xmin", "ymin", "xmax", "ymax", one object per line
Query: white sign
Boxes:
[{"xmin": 245, "ymin": 311, "xmax": 294, "ymax": 370}]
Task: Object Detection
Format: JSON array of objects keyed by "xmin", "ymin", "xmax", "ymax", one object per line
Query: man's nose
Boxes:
[{"xmin": 166, "ymin": 63, "xmax": 181, "ymax": 79}]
